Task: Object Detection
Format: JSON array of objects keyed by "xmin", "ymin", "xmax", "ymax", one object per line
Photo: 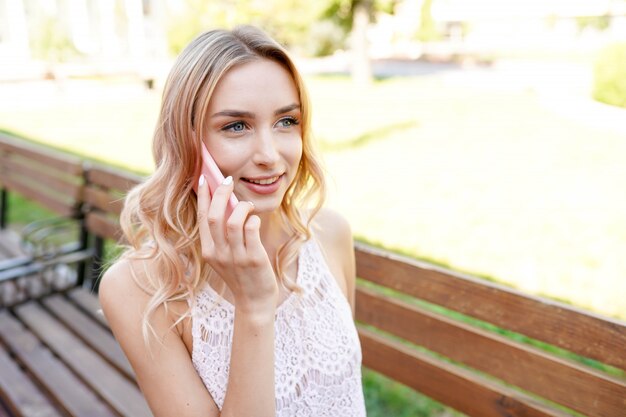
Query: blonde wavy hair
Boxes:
[{"xmin": 119, "ymin": 26, "xmax": 326, "ymax": 343}]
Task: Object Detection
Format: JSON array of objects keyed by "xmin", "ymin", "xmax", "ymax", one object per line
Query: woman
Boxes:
[{"xmin": 99, "ymin": 26, "xmax": 366, "ymax": 417}]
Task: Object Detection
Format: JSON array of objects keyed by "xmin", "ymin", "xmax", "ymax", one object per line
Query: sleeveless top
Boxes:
[{"xmin": 190, "ymin": 238, "xmax": 366, "ymax": 416}]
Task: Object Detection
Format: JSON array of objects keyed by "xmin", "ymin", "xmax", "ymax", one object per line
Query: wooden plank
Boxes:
[
  {"xmin": 84, "ymin": 186, "xmax": 124, "ymax": 215},
  {"xmin": 0, "ymin": 402, "xmax": 11, "ymax": 417},
  {"xmin": 43, "ymin": 294, "xmax": 135, "ymax": 379},
  {"xmin": 86, "ymin": 212, "xmax": 122, "ymax": 241},
  {"xmin": 0, "ymin": 311, "xmax": 116, "ymax": 417},
  {"xmin": 0, "ymin": 177, "xmax": 75, "ymax": 217},
  {"xmin": 14, "ymin": 302, "xmax": 152, "ymax": 417},
  {"xmin": 358, "ymin": 326, "xmax": 574, "ymax": 417},
  {"xmin": 0, "ymin": 158, "xmax": 83, "ymax": 199},
  {"xmin": 86, "ymin": 165, "xmax": 142, "ymax": 192},
  {"xmin": 355, "ymin": 242, "xmax": 626, "ymax": 372},
  {"xmin": 0, "ymin": 133, "xmax": 83, "ymax": 175},
  {"xmin": 0, "ymin": 340, "xmax": 62, "ymax": 417},
  {"xmin": 356, "ymin": 286, "xmax": 626, "ymax": 417},
  {"xmin": 67, "ymin": 287, "xmax": 109, "ymax": 328}
]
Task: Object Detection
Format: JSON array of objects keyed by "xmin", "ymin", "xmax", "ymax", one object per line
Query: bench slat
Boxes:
[
  {"xmin": 86, "ymin": 212, "xmax": 121, "ymax": 241},
  {"xmin": 356, "ymin": 286, "xmax": 626, "ymax": 417},
  {"xmin": 86, "ymin": 166, "xmax": 142, "ymax": 192},
  {"xmin": 14, "ymin": 302, "xmax": 152, "ymax": 417},
  {"xmin": 358, "ymin": 326, "xmax": 572, "ymax": 417},
  {"xmin": 355, "ymin": 243, "xmax": 626, "ymax": 372},
  {"xmin": 1, "ymin": 157, "xmax": 83, "ymax": 199},
  {"xmin": 0, "ymin": 339, "xmax": 62, "ymax": 417},
  {"xmin": 0, "ymin": 134, "xmax": 83, "ymax": 175},
  {"xmin": 0, "ymin": 177, "xmax": 76, "ymax": 217},
  {"xmin": 43, "ymin": 294, "xmax": 135, "ymax": 379},
  {"xmin": 84, "ymin": 186, "xmax": 124, "ymax": 215},
  {"xmin": 67, "ymin": 287, "xmax": 109, "ymax": 327},
  {"xmin": 0, "ymin": 311, "xmax": 116, "ymax": 417}
]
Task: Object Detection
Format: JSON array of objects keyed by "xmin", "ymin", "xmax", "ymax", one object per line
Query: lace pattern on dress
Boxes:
[{"xmin": 190, "ymin": 238, "xmax": 366, "ymax": 416}]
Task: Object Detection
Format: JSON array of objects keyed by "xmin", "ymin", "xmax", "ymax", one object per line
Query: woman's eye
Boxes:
[
  {"xmin": 276, "ymin": 117, "xmax": 299, "ymax": 128},
  {"xmin": 224, "ymin": 121, "xmax": 246, "ymax": 132}
]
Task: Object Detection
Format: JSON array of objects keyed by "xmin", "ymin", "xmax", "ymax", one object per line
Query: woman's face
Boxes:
[{"xmin": 203, "ymin": 59, "xmax": 303, "ymax": 214}]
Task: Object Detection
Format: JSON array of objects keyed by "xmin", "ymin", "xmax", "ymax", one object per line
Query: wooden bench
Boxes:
[
  {"xmin": 355, "ymin": 244, "xmax": 626, "ymax": 417},
  {"xmin": 81, "ymin": 163, "xmax": 142, "ymax": 289},
  {"xmin": 1, "ymin": 136, "xmax": 625, "ymax": 417},
  {"xmin": 0, "ymin": 288, "xmax": 151, "ymax": 417},
  {"xmin": 0, "ymin": 132, "xmax": 89, "ymax": 306},
  {"xmin": 0, "ymin": 137, "xmax": 151, "ymax": 416}
]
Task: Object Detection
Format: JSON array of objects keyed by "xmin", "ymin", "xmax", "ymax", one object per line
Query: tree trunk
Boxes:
[
  {"xmin": 5, "ymin": 0, "xmax": 30, "ymax": 59},
  {"xmin": 351, "ymin": 1, "xmax": 372, "ymax": 85}
]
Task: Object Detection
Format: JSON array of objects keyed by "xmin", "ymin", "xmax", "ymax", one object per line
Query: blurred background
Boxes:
[{"xmin": 1, "ymin": 1, "xmax": 625, "ymax": 414}]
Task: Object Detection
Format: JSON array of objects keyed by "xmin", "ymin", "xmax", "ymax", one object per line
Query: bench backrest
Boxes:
[
  {"xmin": 0, "ymin": 132, "xmax": 84, "ymax": 220},
  {"xmin": 355, "ymin": 243, "xmax": 626, "ymax": 417},
  {"xmin": 81, "ymin": 164, "xmax": 142, "ymax": 287},
  {"xmin": 84, "ymin": 164, "xmax": 142, "ymax": 242}
]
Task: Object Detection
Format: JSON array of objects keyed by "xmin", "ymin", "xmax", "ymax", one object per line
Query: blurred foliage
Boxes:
[
  {"xmin": 167, "ymin": 0, "xmax": 330, "ymax": 55},
  {"xmin": 166, "ymin": 0, "xmax": 397, "ymax": 57},
  {"xmin": 29, "ymin": 15, "xmax": 79, "ymax": 62},
  {"xmin": 593, "ymin": 42, "xmax": 626, "ymax": 108},
  {"xmin": 416, "ymin": 0, "xmax": 441, "ymax": 42},
  {"xmin": 320, "ymin": 0, "xmax": 397, "ymax": 34},
  {"xmin": 576, "ymin": 14, "xmax": 611, "ymax": 32}
]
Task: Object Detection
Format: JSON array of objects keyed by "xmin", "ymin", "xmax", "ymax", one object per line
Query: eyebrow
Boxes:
[
  {"xmin": 274, "ymin": 103, "xmax": 301, "ymax": 116},
  {"xmin": 211, "ymin": 103, "xmax": 301, "ymax": 119}
]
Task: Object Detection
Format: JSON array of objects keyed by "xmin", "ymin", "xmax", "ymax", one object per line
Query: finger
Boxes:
[
  {"xmin": 196, "ymin": 174, "xmax": 214, "ymax": 256},
  {"xmin": 243, "ymin": 214, "xmax": 264, "ymax": 258},
  {"xmin": 207, "ymin": 176, "xmax": 234, "ymax": 249},
  {"xmin": 226, "ymin": 201, "xmax": 255, "ymax": 259}
]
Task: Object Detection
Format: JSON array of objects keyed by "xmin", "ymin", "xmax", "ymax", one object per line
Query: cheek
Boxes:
[
  {"xmin": 207, "ymin": 141, "xmax": 249, "ymax": 176},
  {"xmin": 291, "ymin": 141, "xmax": 303, "ymax": 166},
  {"xmin": 285, "ymin": 134, "xmax": 303, "ymax": 165}
]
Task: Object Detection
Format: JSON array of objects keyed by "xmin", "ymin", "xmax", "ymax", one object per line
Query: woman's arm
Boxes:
[
  {"xmin": 99, "ymin": 259, "xmax": 220, "ymax": 417},
  {"xmin": 196, "ymin": 177, "xmax": 278, "ymax": 417}
]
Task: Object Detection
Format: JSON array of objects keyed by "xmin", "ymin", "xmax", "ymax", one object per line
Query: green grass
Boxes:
[
  {"xmin": 363, "ymin": 368, "xmax": 464, "ymax": 417},
  {"xmin": 6, "ymin": 193, "xmax": 56, "ymax": 225},
  {"xmin": 2, "ymin": 73, "xmax": 626, "ymax": 415}
]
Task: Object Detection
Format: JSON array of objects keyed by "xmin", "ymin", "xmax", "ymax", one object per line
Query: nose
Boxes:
[{"xmin": 252, "ymin": 128, "xmax": 280, "ymax": 166}]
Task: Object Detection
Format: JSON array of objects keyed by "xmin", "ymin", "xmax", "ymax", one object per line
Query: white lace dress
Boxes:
[{"xmin": 190, "ymin": 238, "xmax": 366, "ymax": 416}]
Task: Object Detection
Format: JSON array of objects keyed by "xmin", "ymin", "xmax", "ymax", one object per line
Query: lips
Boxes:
[
  {"xmin": 241, "ymin": 174, "xmax": 284, "ymax": 195},
  {"xmin": 242, "ymin": 175, "xmax": 280, "ymax": 185}
]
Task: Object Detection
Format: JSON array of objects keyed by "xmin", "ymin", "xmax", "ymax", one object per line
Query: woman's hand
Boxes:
[{"xmin": 196, "ymin": 175, "xmax": 278, "ymax": 316}]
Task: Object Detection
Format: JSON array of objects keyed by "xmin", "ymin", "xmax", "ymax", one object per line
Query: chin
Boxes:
[{"xmin": 250, "ymin": 200, "xmax": 283, "ymax": 215}]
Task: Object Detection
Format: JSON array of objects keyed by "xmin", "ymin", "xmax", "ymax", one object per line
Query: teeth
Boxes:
[{"xmin": 248, "ymin": 176, "xmax": 279, "ymax": 185}]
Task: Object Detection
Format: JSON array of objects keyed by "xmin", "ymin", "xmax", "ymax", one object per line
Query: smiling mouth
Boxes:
[{"xmin": 242, "ymin": 175, "xmax": 281, "ymax": 185}]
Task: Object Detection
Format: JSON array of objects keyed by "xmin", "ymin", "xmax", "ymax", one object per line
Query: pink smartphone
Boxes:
[{"xmin": 194, "ymin": 142, "xmax": 238, "ymax": 218}]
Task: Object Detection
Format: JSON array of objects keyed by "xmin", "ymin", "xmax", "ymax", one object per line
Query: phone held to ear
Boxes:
[{"xmin": 194, "ymin": 142, "xmax": 239, "ymax": 218}]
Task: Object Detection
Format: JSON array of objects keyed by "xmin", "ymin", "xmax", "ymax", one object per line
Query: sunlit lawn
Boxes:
[{"xmin": 2, "ymin": 73, "xmax": 624, "ymax": 321}]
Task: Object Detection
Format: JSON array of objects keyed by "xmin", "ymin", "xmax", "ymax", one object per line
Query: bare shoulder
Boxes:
[
  {"xmin": 310, "ymin": 207, "xmax": 353, "ymax": 248},
  {"xmin": 99, "ymin": 256, "xmax": 188, "ymax": 338},
  {"xmin": 98, "ymin": 257, "xmax": 154, "ymax": 319}
]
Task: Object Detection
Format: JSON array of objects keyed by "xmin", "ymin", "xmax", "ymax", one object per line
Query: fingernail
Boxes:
[
  {"xmin": 222, "ymin": 176, "xmax": 233, "ymax": 185},
  {"xmin": 199, "ymin": 174, "xmax": 205, "ymax": 186},
  {"xmin": 248, "ymin": 201, "xmax": 255, "ymax": 209}
]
